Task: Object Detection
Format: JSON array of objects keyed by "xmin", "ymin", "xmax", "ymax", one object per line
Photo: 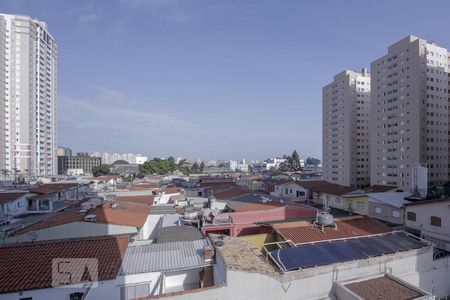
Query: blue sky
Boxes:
[{"xmin": 1, "ymin": 0, "xmax": 450, "ymax": 161}]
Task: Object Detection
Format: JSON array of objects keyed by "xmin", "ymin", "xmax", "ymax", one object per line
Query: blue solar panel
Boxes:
[{"xmin": 270, "ymin": 232, "xmax": 428, "ymax": 272}]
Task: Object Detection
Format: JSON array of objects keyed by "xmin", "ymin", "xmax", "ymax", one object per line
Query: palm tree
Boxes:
[
  {"xmin": 12, "ymin": 168, "xmax": 20, "ymax": 182},
  {"xmin": 1, "ymin": 169, "xmax": 9, "ymax": 181}
]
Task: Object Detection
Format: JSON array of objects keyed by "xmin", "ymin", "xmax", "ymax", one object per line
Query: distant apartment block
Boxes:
[
  {"xmin": 91, "ymin": 152, "xmax": 148, "ymax": 165},
  {"xmin": 58, "ymin": 153, "xmax": 101, "ymax": 175},
  {"xmin": 0, "ymin": 14, "xmax": 58, "ymax": 177},
  {"xmin": 57, "ymin": 146, "xmax": 72, "ymax": 157},
  {"xmin": 323, "ymin": 69, "xmax": 371, "ymax": 187},
  {"xmin": 370, "ymin": 36, "xmax": 449, "ymax": 188}
]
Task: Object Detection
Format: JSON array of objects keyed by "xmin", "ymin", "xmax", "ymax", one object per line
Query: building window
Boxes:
[
  {"xmin": 392, "ymin": 210, "xmax": 400, "ymax": 218},
  {"xmin": 374, "ymin": 207, "xmax": 381, "ymax": 214},
  {"xmin": 430, "ymin": 216, "xmax": 442, "ymax": 227},
  {"xmin": 407, "ymin": 212, "xmax": 416, "ymax": 221},
  {"xmin": 70, "ymin": 292, "xmax": 84, "ymax": 300},
  {"xmin": 121, "ymin": 283, "xmax": 150, "ymax": 300}
]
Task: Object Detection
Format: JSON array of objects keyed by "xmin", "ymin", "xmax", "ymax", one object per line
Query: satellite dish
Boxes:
[{"xmin": 27, "ymin": 231, "xmax": 38, "ymax": 242}]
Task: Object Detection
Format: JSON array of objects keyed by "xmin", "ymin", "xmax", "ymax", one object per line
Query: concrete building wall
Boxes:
[
  {"xmin": 370, "ymin": 36, "xmax": 449, "ymax": 189},
  {"xmin": 156, "ymin": 246, "xmax": 450, "ymax": 300},
  {"xmin": 323, "ymin": 69, "xmax": 370, "ymax": 187},
  {"xmin": 405, "ymin": 201, "xmax": 450, "ymax": 251},
  {"xmin": 368, "ymin": 201, "xmax": 404, "ymax": 225},
  {"xmin": 0, "ymin": 13, "xmax": 57, "ymax": 177}
]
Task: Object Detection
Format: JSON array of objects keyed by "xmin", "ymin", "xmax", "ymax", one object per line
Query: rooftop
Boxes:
[
  {"xmin": 0, "ymin": 235, "xmax": 130, "ymax": 293},
  {"xmin": 368, "ymin": 192, "xmax": 412, "ymax": 208},
  {"xmin": 120, "ymin": 239, "xmax": 209, "ymax": 275},
  {"xmin": 294, "ymin": 180, "xmax": 359, "ymax": 196},
  {"xmin": 212, "ymin": 187, "xmax": 250, "ymax": 200},
  {"xmin": 369, "ymin": 185, "xmax": 399, "ymax": 193},
  {"xmin": 157, "ymin": 225, "xmax": 204, "ymax": 243},
  {"xmin": 29, "ymin": 183, "xmax": 77, "ymax": 194},
  {"xmin": 273, "ymin": 215, "xmax": 391, "ymax": 244},
  {"xmin": 269, "ymin": 231, "xmax": 429, "ymax": 272},
  {"xmin": 115, "ymin": 194, "xmax": 154, "ymax": 206},
  {"xmin": 344, "ymin": 275, "xmax": 426, "ymax": 300},
  {"xmin": 14, "ymin": 201, "xmax": 150, "ymax": 235},
  {"xmin": 211, "ymin": 234, "xmax": 277, "ymax": 275},
  {"xmin": 0, "ymin": 192, "xmax": 27, "ymax": 203}
]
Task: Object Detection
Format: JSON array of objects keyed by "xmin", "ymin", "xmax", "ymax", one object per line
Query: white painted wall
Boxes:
[{"xmin": 156, "ymin": 247, "xmax": 450, "ymax": 300}]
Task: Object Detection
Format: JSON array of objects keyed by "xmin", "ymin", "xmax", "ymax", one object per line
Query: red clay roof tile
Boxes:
[
  {"xmin": 273, "ymin": 215, "xmax": 391, "ymax": 244},
  {"xmin": 0, "ymin": 235, "xmax": 129, "ymax": 293}
]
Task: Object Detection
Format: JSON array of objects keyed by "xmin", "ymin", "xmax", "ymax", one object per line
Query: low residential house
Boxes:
[
  {"xmin": 237, "ymin": 175, "xmax": 263, "ymax": 190},
  {"xmin": 116, "ymin": 239, "xmax": 214, "ymax": 299},
  {"xmin": 0, "ymin": 192, "xmax": 28, "ymax": 222},
  {"xmin": 0, "ymin": 235, "xmax": 130, "ymax": 300},
  {"xmin": 154, "ymin": 187, "xmax": 182, "ymax": 205},
  {"xmin": 340, "ymin": 190, "xmax": 370, "ymax": 215},
  {"xmin": 26, "ymin": 183, "xmax": 81, "ymax": 214},
  {"xmin": 271, "ymin": 181, "xmax": 309, "ymax": 200},
  {"xmin": 90, "ymin": 175, "xmax": 122, "ymax": 191},
  {"xmin": 404, "ymin": 198, "xmax": 450, "ymax": 252},
  {"xmin": 283, "ymin": 181, "xmax": 359, "ymax": 208},
  {"xmin": 368, "ymin": 192, "xmax": 412, "ymax": 225},
  {"xmin": 7, "ymin": 197, "xmax": 153, "ymax": 243}
]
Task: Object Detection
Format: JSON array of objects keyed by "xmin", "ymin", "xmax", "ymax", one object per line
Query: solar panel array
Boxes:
[{"xmin": 270, "ymin": 232, "xmax": 428, "ymax": 272}]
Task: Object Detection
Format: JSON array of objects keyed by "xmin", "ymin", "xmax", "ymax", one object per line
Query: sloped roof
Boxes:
[
  {"xmin": 156, "ymin": 226, "xmax": 204, "ymax": 243},
  {"xmin": 29, "ymin": 183, "xmax": 77, "ymax": 194},
  {"xmin": 368, "ymin": 192, "xmax": 411, "ymax": 208},
  {"xmin": 295, "ymin": 180, "xmax": 358, "ymax": 196},
  {"xmin": 273, "ymin": 216, "xmax": 391, "ymax": 244},
  {"xmin": 369, "ymin": 185, "xmax": 398, "ymax": 193},
  {"xmin": 0, "ymin": 192, "xmax": 27, "ymax": 203},
  {"xmin": 14, "ymin": 202, "xmax": 151, "ymax": 235},
  {"xmin": 213, "ymin": 187, "xmax": 250, "ymax": 200},
  {"xmin": 0, "ymin": 235, "xmax": 130, "ymax": 293},
  {"xmin": 120, "ymin": 239, "xmax": 209, "ymax": 275},
  {"xmin": 115, "ymin": 195, "xmax": 154, "ymax": 206}
]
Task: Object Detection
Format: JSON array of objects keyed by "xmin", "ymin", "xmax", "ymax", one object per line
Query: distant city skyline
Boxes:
[{"xmin": 2, "ymin": 1, "xmax": 450, "ymax": 160}]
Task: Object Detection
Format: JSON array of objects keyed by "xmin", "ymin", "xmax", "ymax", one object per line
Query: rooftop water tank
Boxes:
[{"xmin": 317, "ymin": 211, "xmax": 334, "ymax": 226}]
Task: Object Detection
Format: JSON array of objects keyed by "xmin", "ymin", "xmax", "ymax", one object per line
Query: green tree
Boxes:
[
  {"xmin": 191, "ymin": 162, "xmax": 200, "ymax": 174},
  {"xmin": 112, "ymin": 160, "xmax": 129, "ymax": 165},
  {"xmin": 278, "ymin": 150, "xmax": 302, "ymax": 172},
  {"xmin": 199, "ymin": 162, "xmax": 205, "ymax": 173},
  {"xmin": 92, "ymin": 164, "xmax": 112, "ymax": 177},
  {"xmin": 1, "ymin": 169, "xmax": 9, "ymax": 180},
  {"xmin": 306, "ymin": 157, "xmax": 321, "ymax": 166}
]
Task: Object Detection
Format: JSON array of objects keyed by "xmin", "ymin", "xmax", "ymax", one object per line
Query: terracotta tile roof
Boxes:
[
  {"xmin": 163, "ymin": 187, "xmax": 181, "ymax": 194},
  {"xmin": 130, "ymin": 182, "xmax": 159, "ymax": 191},
  {"xmin": 0, "ymin": 192, "xmax": 27, "ymax": 203},
  {"xmin": 273, "ymin": 215, "xmax": 391, "ymax": 244},
  {"xmin": 228, "ymin": 201, "xmax": 283, "ymax": 212},
  {"xmin": 0, "ymin": 235, "xmax": 130, "ymax": 293},
  {"xmin": 29, "ymin": 183, "xmax": 77, "ymax": 194},
  {"xmin": 369, "ymin": 185, "xmax": 398, "ymax": 193},
  {"xmin": 295, "ymin": 180, "xmax": 358, "ymax": 196},
  {"xmin": 15, "ymin": 202, "xmax": 150, "ymax": 235},
  {"xmin": 91, "ymin": 175, "xmax": 121, "ymax": 181},
  {"xmin": 345, "ymin": 275, "xmax": 423, "ymax": 300},
  {"xmin": 115, "ymin": 195, "xmax": 154, "ymax": 206},
  {"xmin": 213, "ymin": 187, "xmax": 250, "ymax": 200}
]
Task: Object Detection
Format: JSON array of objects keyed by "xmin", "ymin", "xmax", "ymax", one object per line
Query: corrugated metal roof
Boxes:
[{"xmin": 120, "ymin": 239, "xmax": 209, "ymax": 275}]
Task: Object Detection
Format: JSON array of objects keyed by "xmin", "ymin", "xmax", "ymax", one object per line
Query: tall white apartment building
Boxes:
[
  {"xmin": 0, "ymin": 14, "xmax": 57, "ymax": 177},
  {"xmin": 323, "ymin": 69, "xmax": 371, "ymax": 187},
  {"xmin": 370, "ymin": 36, "xmax": 449, "ymax": 188}
]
